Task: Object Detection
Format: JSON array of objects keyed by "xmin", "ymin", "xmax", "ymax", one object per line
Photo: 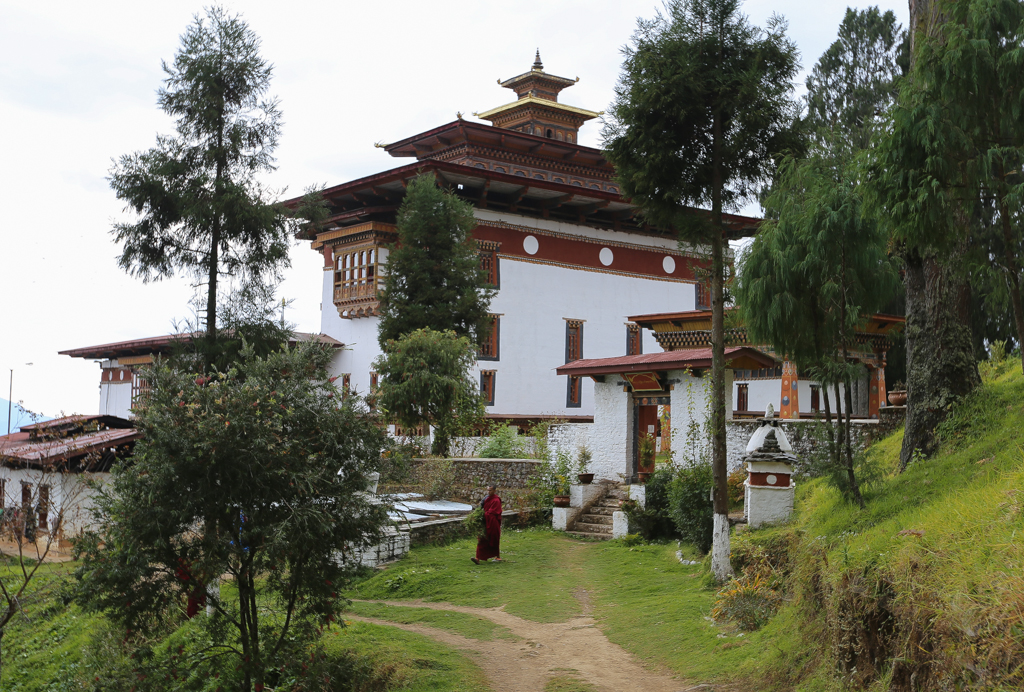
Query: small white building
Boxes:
[{"xmin": 0, "ymin": 415, "xmax": 138, "ymax": 541}]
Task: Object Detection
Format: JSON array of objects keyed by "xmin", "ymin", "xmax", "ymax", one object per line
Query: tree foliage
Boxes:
[
  {"xmin": 373, "ymin": 328, "xmax": 484, "ymax": 458},
  {"xmin": 109, "ymin": 7, "xmax": 295, "ymax": 359},
  {"xmin": 737, "ymin": 151, "xmax": 898, "ymax": 507},
  {"xmin": 603, "ymin": 0, "xmax": 800, "ymax": 580},
  {"xmin": 74, "ymin": 342, "xmax": 389, "ymax": 692},
  {"xmin": 864, "ymin": 0, "xmax": 1024, "ymax": 465},
  {"xmin": 377, "ymin": 175, "xmax": 495, "ymax": 348},
  {"xmin": 804, "ymin": 7, "xmax": 908, "ymax": 152}
]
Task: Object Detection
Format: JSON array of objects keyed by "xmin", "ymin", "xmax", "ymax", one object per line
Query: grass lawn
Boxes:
[
  {"xmin": 350, "ymin": 527, "xmax": 585, "ymax": 622},
  {"xmin": 345, "ymin": 600, "xmax": 520, "ymax": 641},
  {"xmin": 325, "ymin": 620, "xmax": 490, "ymax": 692}
]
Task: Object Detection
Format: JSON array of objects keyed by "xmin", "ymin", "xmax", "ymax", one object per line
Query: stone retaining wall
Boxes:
[
  {"xmin": 411, "ymin": 458, "xmax": 543, "ymax": 490},
  {"xmin": 725, "ymin": 410, "xmax": 906, "ymax": 472}
]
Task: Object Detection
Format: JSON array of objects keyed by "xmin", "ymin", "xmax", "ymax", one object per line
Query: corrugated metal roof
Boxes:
[
  {"xmin": 0, "ymin": 428, "xmax": 139, "ymax": 466},
  {"xmin": 60, "ymin": 332, "xmax": 343, "ymax": 360}
]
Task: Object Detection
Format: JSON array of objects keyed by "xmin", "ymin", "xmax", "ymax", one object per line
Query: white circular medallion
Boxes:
[
  {"xmin": 599, "ymin": 247, "xmax": 614, "ymax": 266},
  {"xmin": 523, "ymin": 235, "xmax": 539, "ymax": 255},
  {"xmin": 119, "ymin": 370, "xmax": 125, "ymax": 381},
  {"xmin": 766, "ymin": 474, "xmax": 778, "ymax": 485},
  {"xmin": 663, "ymin": 256, "xmax": 676, "ymax": 274}
]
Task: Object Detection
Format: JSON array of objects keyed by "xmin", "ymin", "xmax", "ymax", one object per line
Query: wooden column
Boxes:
[
  {"xmin": 780, "ymin": 360, "xmax": 799, "ymax": 419},
  {"xmin": 868, "ymin": 364, "xmax": 887, "ymax": 418}
]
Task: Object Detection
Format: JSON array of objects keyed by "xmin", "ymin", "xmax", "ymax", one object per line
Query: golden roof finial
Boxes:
[
  {"xmin": 533, "ymin": 48, "xmax": 543, "ymax": 71},
  {"xmin": 457, "ymin": 111, "xmax": 463, "ymax": 120}
]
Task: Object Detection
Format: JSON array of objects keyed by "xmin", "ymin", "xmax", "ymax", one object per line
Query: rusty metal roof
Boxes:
[
  {"xmin": 555, "ymin": 347, "xmax": 777, "ymax": 377},
  {"xmin": 0, "ymin": 427, "xmax": 139, "ymax": 467},
  {"xmin": 60, "ymin": 332, "xmax": 343, "ymax": 360}
]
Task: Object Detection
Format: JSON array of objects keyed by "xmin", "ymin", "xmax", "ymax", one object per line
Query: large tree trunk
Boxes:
[
  {"xmin": 899, "ymin": 247, "xmax": 979, "ymax": 470},
  {"xmin": 709, "ymin": 109, "xmax": 732, "ymax": 583},
  {"xmin": 898, "ymin": 0, "xmax": 980, "ymax": 471}
]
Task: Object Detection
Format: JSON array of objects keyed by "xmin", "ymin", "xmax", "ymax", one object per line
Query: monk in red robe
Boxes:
[{"xmin": 472, "ymin": 485, "xmax": 502, "ymax": 564}]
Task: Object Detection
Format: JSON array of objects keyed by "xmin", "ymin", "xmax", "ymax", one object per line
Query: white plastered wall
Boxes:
[
  {"xmin": 318, "ymin": 212, "xmax": 697, "ymax": 418},
  {"xmin": 588, "ymin": 380, "xmax": 632, "ymax": 481},
  {"xmin": 0, "ymin": 467, "xmax": 110, "ymax": 537}
]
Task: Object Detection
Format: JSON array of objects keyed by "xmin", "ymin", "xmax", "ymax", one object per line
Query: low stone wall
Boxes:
[
  {"xmin": 726, "ymin": 413, "xmax": 906, "ymax": 472},
  {"xmin": 409, "ymin": 457, "xmax": 543, "ymax": 489},
  {"xmin": 406, "ymin": 508, "xmax": 550, "ymax": 547}
]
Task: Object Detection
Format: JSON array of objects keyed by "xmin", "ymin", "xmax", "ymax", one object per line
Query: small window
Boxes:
[
  {"xmin": 736, "ymin": 383, "xmax": 749, "ymax": 412},
  {"xmin": 567, "ymin": 133, "xmax": 574, "ymax": 143},
  {"xmin": 626, "ymin": 324, "xmax": 642, "ymax": 356},
  {"xmin": 546, "ymin": 129, "xmax": 554, "ymax": 138},
  {"xmin": 696, "ymin": 282, "xmax": 710, "ymax": 310},
  {"xmin": 565, "ymin": 320, "xmax": 583, "ymax": 363},
  {"xmin": 341, "ymin": 373, "xmax": 351, "ymax": 398},
  {"xmin": 810, "ymin": 384, "xmax": 820, "ymax": 412},
  {"xmin": 478, "ymin": 315, "xmax": 500, "ymax": 361},
  {"xmin": 0, "ymin": 479, "xmax": 5, "ymax": 508},
  {"xmin": 479, "ymin": 248, "xmax": 499, "ymax": 288},
  {"xmin": 556, "ymin": 131, "xmax": 564, "ymax": 141},
  {"xmin": 480, "ymin": 370, "xmax": 496, "ymax": 406},
  {"xmin": 369, "ymin": 372, "xmax": 378, "ymax": 390},
  {"xmin": 21, "ymin": 482, "xmax": 31, "ymax": 508},
  {"xmin": 566, "ymin": 376, "xmax": 582, "ymax": 408},
  {"xmin": 38, "ymin": 485, "xmax": 50, "ymax": 533}
]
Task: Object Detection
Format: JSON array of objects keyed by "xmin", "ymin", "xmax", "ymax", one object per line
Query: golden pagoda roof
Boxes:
[{"xmin": 474, "ymin": 96, "xmax": 603, "ymax": 121}]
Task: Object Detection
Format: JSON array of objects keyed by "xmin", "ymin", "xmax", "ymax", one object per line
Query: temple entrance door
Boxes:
[
  {"xmin": 637, "ymin": 404, "xmax": 659, "ymax": 475},
  {"xmin": 631, "ymin": 394, "xmax": 670, "ymax": 481}
]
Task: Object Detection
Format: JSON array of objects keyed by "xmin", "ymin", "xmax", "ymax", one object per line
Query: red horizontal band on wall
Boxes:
[
  {"xmin": 748, "ymin": 472, "xmax": 791, "ymax": 488},
  {"xmin": 472, "ymin": 223, "xmax": 706, "ymax": 281}
]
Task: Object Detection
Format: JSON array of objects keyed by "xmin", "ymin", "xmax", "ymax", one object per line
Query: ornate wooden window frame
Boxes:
[
  {"xmin": 480, "ymin": 370, "xmax": 496, "ymax": 406},
  {"xmin": 478, "ymin": 314, "xmax": 501, "ymax": 361}
]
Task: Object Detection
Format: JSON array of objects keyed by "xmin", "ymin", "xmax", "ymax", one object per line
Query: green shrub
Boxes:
[
  {"xmin": 727, "ymin": 467, "xmax": 746, "ymax": 506},
  {"xmin": 413, "ymin": 458, "xmax": 457, "ymax": 500},
  {"xmin": 477, "ymin": 424, "xmax": 528, "ymax": 459},
  {"xmin": 622, "ymin": 466, "xmax": 677, "ymax": 540},
  {"xmin": 668, "ymin": 461, "xmax": 714, "ymax": 553}
]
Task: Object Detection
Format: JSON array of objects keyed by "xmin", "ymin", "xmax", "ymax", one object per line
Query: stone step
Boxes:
[
  {"xmin": 588, "ymin": 506, "xmax": 617, "ymax": 516},
  {"xmin": 580, "ymin": 513, "xmax": 613, "ymax": 525},
  {"xmin": 566, "ymin": 530, "xmax": 612, "ymax": 541},
  {"xmin": 595, "ymin": 501, "xmax": 622, "ymax": 510},
  {"xmin": 574, "ymin": 521, "xmax": 613, "ymax": 535}
]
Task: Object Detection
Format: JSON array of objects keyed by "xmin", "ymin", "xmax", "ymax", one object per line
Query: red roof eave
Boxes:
[{"xmin": 556, "ymin": 347, "xmax": 776, "ymax": 377}]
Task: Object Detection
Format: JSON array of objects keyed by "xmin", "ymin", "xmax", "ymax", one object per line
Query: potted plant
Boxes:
[
  {"xmin": 637, "ymin": 434, "xmax": 655, "ymax": 483},
  {"xmin": 576, "ymin": 445, "xmax": 594, "ymax": 484},
  {"xmin": 887, "ymin": 381, "xmax": 907, "ymax": 406}
]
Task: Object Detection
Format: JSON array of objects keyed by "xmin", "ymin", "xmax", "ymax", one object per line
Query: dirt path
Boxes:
[{"xmin": 348, "ymin": 598, "xmax": 694, "ymax": 692}]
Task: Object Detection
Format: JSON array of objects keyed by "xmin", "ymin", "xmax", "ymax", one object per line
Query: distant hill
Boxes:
[{"xmin": 1, "ymin": 398, "xmax": 53, "ymax": 434}]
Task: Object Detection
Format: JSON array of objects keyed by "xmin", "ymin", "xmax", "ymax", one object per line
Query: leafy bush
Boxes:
[
  {"xmin": 413, "ymin": 458, "xmax": 456, "ymax": 500},
  {"xmin": 476, "ymin": 424, "xmax": 528, "ymax": 459},
  {"xmin": 622, "ymin": 466, "xmax": 677, "ymax": 540},
  {"xmin": 710, "ymin": 573, "xmax": 782, "ymax": 631},
  {"xmin": 727, "ymin": 467, "xmax": 746, "ymax": 506},
  {"xmin": 668, "ymin": 461, "xmax": 714, "ymax": 553}
]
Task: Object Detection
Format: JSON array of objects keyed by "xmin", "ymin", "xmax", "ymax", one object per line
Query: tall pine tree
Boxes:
[
  {"xmin": 604, "ymin": 0, "xmax": 800, "ymax": 581},
  {"xmin": 109, "ymin": 6, "xmax": 292, "ymax": 367},
  {"xmin": 377, "ymin": 174, "xmax": 495, "ymax": 347}
]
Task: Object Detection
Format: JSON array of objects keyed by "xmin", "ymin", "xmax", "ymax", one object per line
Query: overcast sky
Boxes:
[{"xmin": 0, "ymin": 0, "xmax": 908, "ymax": 420}]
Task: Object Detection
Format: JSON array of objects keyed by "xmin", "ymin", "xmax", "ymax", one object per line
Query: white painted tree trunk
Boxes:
[{"xmin": 711, "ymin": 512, "xmax": 733, "ymax": 582}]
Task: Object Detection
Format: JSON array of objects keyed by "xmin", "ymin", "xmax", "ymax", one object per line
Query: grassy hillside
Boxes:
[{"xmin": 731, "ymin": 359, "xmax": 1024, "ymax": 691}]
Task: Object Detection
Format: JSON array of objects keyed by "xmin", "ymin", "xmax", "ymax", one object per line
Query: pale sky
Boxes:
[{"xmin": 0, "ymin": 0, "xmax": 908, "ymax": 420}]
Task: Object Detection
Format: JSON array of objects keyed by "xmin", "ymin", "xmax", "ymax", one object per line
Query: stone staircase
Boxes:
[{"xmin": 566, "ymin": 484, "xmax": 627, "ymax": 540}]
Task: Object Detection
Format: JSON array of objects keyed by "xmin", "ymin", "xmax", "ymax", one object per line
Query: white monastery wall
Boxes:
[
  {"xmin": 319, "ymin": 212, "xmax": 697, "ymax": 419},
  {"xmin": 548, "ymin": 423, "xmax": 593, "ymax": 463},
  {"xmin": 589, "ymin": 382, "xmax": 632, "ymax": 481},
  {"xmin": 485, "ymin": 257, "xmax": 692, "ymax": 417}
]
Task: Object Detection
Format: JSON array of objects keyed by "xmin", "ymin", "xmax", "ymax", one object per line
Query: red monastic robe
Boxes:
[{"xmin": 476, "ymin": 494, "xmax": 502, "ymax": 561}]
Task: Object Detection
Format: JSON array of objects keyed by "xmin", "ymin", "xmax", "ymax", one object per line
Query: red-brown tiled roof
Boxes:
[
  {"xmin": 0, "ymin": 428, "xmax": 139, "ymax": 467},
  {"xmin": 555, "ymin": 347, "xmax": 777, "ymax": 377},
  {"xmin": 60, "ymin": 332, "xmax": 343, "ymax": 360}
]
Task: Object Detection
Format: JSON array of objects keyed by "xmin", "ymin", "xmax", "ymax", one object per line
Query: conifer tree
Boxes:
[
  {"xmin": 604, "ymin": 0, "xmax": 800, "ymax": 581},
  {"xmin": 109, "ymin": 7, "xmax": 293, "ymax": 367},
  {"xmin": 804, "ymin": 7, "xmax": 908, "ymax": 152},
  {"xmin": 737, "ymin": 151, "xmax": 897, "ymax": 508},
  {"xmin": 377, "ymin": 174, "xmax": 495, "ymax": 347}
]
